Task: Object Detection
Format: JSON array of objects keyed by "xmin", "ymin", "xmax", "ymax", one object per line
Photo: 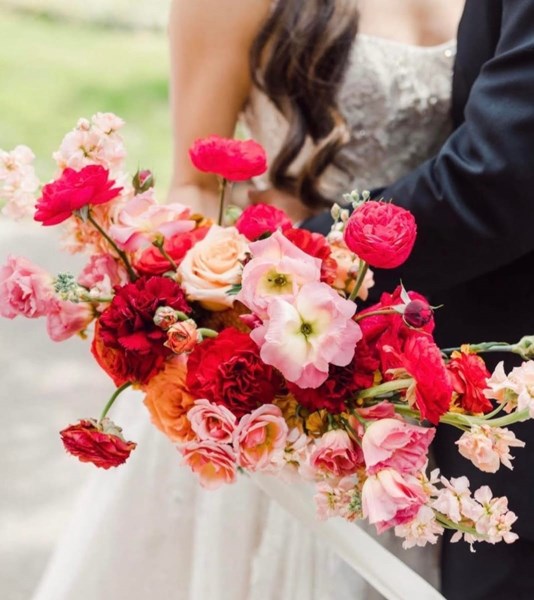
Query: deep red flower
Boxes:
[
  {"xmin": 403, "ymin": 298, "xmax": 433, "ymax": 329},
  {"xmin": 284, "ymin": 228, "xmax": 338, "ymax": 284},
  {"xmin": 447, "ymin": 351, "xmax": 493, "ymax": 414},
  {"xmin": 189, "ymin": 136, "xmax": 268, "ymax": 182},
  {"xmin": 235, "ymin": 204, "xmax": 292, "ymax": 241},
  {"xmin": 135, "ymin": 227, "xmax": 210, "ymax": 276},
  {"xmin": 186, "ymin": 327, "xmax": 281, "ymax": 418},
  {"xmin": 60, "ymin": 418, "xmax": 136, "ymax": 469},
  {"xmin": 92, "ymin": 276, "xmax": 190, "ymax": 385},
  {"xmin": 343, "ymin": 201, "xmax": 417, "ymax": 269},
  {"xmin": 35, "ymin": 165, "xmax": 122, "ymax": 226}
]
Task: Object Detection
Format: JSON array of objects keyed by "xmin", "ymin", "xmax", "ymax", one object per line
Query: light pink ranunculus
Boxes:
[
  {"xmin": 180, "ymin": 440, "xmax": 236, "ymax": 489},
  {"xmin": 234, "ymin": 404, "xmax": 288, "ymax": 472},
  {"xmin": 0, "ymin": 255, "xmax": 54, "ymax": 319},
  {"xmin": 237, "ymin": 230, "xmax": 321, "ymax": 319},
  {"xmin": 187, "ymin": 399, "xmax": 237, "ymax": 444},
  {"xmin": 109, "ymin": 192, "xmax": 194, "ymax": 252},
  {"xmin": 362, "ymin": 468, "xmax": 427, "ymax": 533},
  {"xmin": 310, "ymin": 430, "xmax": 363, "ymax": 477},
  {"xmin": 362, "ymin": 418, "xmax": 436, "ymax": 475},
  {"xmin": 78, "ymin": 254, "xmax": 128, "ymax": 297},
  {"xmin": 456, "ymin": 425, "xmax": 525, "ymax": 473},
  {"xmin": 46, "ymin": 300, "xmax": 94, "ymax": 341},
  {"xmin": 251, "ymin": 282, "xmax": 362, "ymax": 388}
]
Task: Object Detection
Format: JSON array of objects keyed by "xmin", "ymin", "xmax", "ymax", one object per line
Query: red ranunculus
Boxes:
[
  {"xmin": 447, "ymin": 350, "xmax": 493, "ymax": 414},
  {"xmin": 343, "ymin": 201, "xmax": 417, "ymax": 269},
  {"xmin": 92, "ymin": 276, "xmax": 190, "ymax": 385},
  {"xmin": 186, "ymin": 327, "xmax": 281, "ymax": 418},
  {"xmin": 235, "ymin": 204, "xmax": 292, "ymax": 241},
  {"xmin": 189, "ymin": 136, "xmax": 268, "ymax": 182},
  {"xmin": 60, "ymin": 418, "xmax": 136, "ymax": 469},
  {"xmin": 135, "ymin": 227, "xmax": 210, "ymax": 276},
  {"xmin": 35, "ymin": 165, "xmax": 122, "ymax": 226},
  {"xmin": 284, "ymin": 228, "xmax": 338, "ymax": 284}
]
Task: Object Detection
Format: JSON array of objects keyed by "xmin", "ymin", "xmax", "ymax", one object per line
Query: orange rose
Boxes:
[{"xmin": 143, "ymin": 356, "xmax": 195, "ymax": 443}]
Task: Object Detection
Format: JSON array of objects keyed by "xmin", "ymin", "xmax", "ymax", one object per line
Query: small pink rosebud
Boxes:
[
  {"xmin": 164, "ymin": 319, "xmax": 200, "ymax": 354},
  {"xmin": 132, "ymin": 169, "xmax": 155, "ymax": 194},
  {"xmin": 153, "ymin": 306, "xmax": 180, "ymax": 330},
  {"xmin": 403, "ymin": 298, "xmax": 433, "ymax": 329}
]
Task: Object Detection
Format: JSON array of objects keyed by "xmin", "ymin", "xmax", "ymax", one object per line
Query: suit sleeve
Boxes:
[{"xmin": 376, "ymin": 0, "xmax": 534, "ymax": 294}]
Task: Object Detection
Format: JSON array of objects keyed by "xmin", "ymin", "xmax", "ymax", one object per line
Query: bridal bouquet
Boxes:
[{"xmin": 2, "ymin": 113, "xmax": 534, "ymax": 551}]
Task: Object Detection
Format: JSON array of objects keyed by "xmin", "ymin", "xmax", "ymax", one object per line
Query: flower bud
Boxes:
[
  {"xmin": 512, "ymin": 335, "xmax": 534, "ymax": 360},
  {"xmin": 403, "ymin": 299, "xmax": 433, "ymax": 329},
  {"xmin": 132, "ymin": 169, "xmax": 155, "ymax": 194},
  {"xmin": 164, "ymin": 319, "xmax": 200, "ymax": 354},
  {"xmin": 153, "ymin": 306, "xmax": 179, "ymax": 330}
]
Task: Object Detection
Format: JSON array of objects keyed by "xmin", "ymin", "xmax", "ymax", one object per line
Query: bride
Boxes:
[{"xmin": 33, "ymin": 0, "xmax": 464, "ymax": 598}]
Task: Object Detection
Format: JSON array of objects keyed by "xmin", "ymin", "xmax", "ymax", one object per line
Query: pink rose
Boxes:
[
  {"xmin": 310, "ymin": 430, "xmax": 363, "ymax": 476},
  {"xmin": 0, "ymin": 255, "xmax": 54, "ymax": 319},
  {"xmin": 46, "ymin": 300, "xmax": 94, "ymax": 341},
  {"xmin": 343, "ymin": 201, "xmax": 417, "ymax": 269},
  {"xmin": 78, "ymin": 254, "xmax": 128, "ymax": 297},
  {"xmin": 187, "ymin": 399, "xmax": 237, "ymax": 443},
  {"xmin": 180, "ymin": 440, "xmax": 237, "ymax": 489},
  {"xmin": 362, "ymin": 419, "xmax": 435, "ymax": 475},
  {"xmin": 362, "ymin": 469, "xmax": 427, "ymax": 533},
  {"xmin": 234, "ymin": 404, "xmax": 288, "ymax": 472},
  {"xmin": 109, "ymin": 192, "xmax": 195, "ymax": 252},
  {"xmin": 164, "ymin": 320, "xmax": 200, "ymax": 354},
  {"xmin": 235, "ymin": 204, "xmax": 292, "ymax": 241},
  {"xmin": 237, "ymin": 230, "xmax": 321, "ymax": 319}
]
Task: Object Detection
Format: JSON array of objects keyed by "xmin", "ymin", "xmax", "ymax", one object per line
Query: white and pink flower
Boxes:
[
  {"xmin": 394, "ymin": 505, "xmax": 444, "ymax": 548},
  {"xmin": 314, "ymin": 475, "xmax": 360, "ymax": 521},
  {"xmin": 187, "ymin": 399, "xmax": 237, "ymax": 444},
  {"xmin": 456, "ymin": 425, "xmax": 525, "ymax": 473},
  {"xmin": 180, "ymin": 441, "xmax": 237, "ymax": 489},
  {"xmin": 0, "ymin": 145, "xmax": 39, "ymax": 220}
]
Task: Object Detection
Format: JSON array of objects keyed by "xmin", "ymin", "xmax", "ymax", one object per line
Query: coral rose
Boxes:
[
  {"xmin": 343, "ymin": 201, "xmax": 417, "ymax": 269},
  {"xmin": 164, "ymin": 320, "xmax": 200, "ymax": 354},
  {"xmin": 143, "ymin": 356, "xmax": 196, "ymax": 443},
  {"xmin": 177, "ymin": 226, "xmax": 249, "ymax": 310},
  {"xmin": 187, "ymin": 399, "xmax": 237, "ymax": 443},
  {"xmin": 234, "ymin": 404, "xmax": 288, "ymax": 472},
  {"xmin": 181, "ymin": 440, "xmax": 237, "ymax": 489},
  {"xmin": 362, "ymin": 418, "xmax": 435, "ymax": 475},
  {"xmin": 35, "ymin": 165, "xmax": 122, "ymax": 226},
  {"xmin": 235, "ymin": 203, "xmax": 292, "ymax": 241},
  {"xmin": 60, "ymin": 418, "xmax": 136, "ymax": 469},
  {"xmin": 189, "ymin": 135, "xmax": 267, "ymax": 181},
  {"xmin": 448, "ymin": 350, "xmax": 493, "ymax": 414},
  {"xmin": 310, "ymin": 430, "xmax": 363, "ymax": 476}
]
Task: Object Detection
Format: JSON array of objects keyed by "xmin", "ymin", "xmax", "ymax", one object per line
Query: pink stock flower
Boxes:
[
  {"xmin": 485, "ymin": 360, "xmax": 534, "ymax": 417},
  {"xmin": 431, "ymin": 476, "xmax": 483, "ymax": 524},
  {"xmin": 46, "ymin": 299, "xmax": 94, "ymax": 341},
  {"xmin": 180, "ymin": 440, "xmax": 237, "ymax": 489},
  {"xmin": 234, "ymin": 404, "xmax": 288, "ymax": 472},
  {"xmin": 0, "ymin": 255, "xmax": 54, "ymax": 319},
  {"xmin": 310, "ymin": 430, "xmax": 363, "ymax": 477},
  {"xmin": 250, "ymin": 282, "xmax": 362, "ymax": 389},
  {"xmin": 362, "ymin": 469, "xmax": 427, "ymax": 533},
  {"xmin": 362, "ymin": 419, "xmax": 436, "ymax": 475},
  {"xmin": 314, "ymin": 475, "xmax": 360, "ymax": 521},
  {"xmin": 394, "ymin": 505, "xmax": 444, "ymax": 549},
  {"xmin": 456, "ymin": 425, "xmax": 525, "ymax": 473},
  {"xmin": 473, "ymin": 486, "xmax": 518, "ymax": 544},
  {"xmin": 187, "ymin": 399, "xmax": 237, "ymax": 444},
  {"xmin": 109, "ymin": 192, "xmax": 194, "ymax": 252},
  {"xmin": 235, "ymin": 204, "xmax": 292, "ymax": 241},
  {"xmin": 237, "ymin": 230, "xmax": 321, "ymax": 319},
  {"xmin": 78, "ymin": 254, "xmax": 128, "ymax": 297},
  {"xmin": 0, "ymin": 145, "xmax": 39, "ymax": 220}
]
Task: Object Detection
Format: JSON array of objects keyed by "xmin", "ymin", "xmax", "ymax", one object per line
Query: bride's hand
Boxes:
[
  {"xmin": 248, "ymin": 188, "xmax": 315, "ymax": 224},
  {"xmin": 166, "ymin": 184, "xmax": 219, "ymax": 221}
]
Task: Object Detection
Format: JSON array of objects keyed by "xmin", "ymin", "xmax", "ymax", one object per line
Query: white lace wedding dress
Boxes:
[{"xmin": 33, "ymin": 35, "xmax": 455, "ymax": 600}]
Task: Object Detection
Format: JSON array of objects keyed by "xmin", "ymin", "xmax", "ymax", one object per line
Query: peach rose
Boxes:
[
  {"xmin": 143, "ymin": 356, "xmax": 196, "ymax": 443},
  {"xmin": 180, "ymin": 440, "xmax": 237, "ymax": 489},
  {"xmin": 187, "ymin": 399, "xmax": 237, "ymax": 443},
  {"xmin": 177, "ymin": 226, "xmax": 249, "ymax": 311},
  {"xmin": 164, "ymin": 319, "xmax": 200, "ymax": 354}
]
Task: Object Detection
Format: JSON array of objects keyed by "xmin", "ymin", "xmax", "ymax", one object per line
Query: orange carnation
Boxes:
[{"xmin": 142, "ymin": 356, "xmax": 195, "ymax": 443}]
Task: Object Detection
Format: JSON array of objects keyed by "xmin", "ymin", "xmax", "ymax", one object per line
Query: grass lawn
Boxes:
[{"xmin": 0, "ymin": 9, "xmax": 173, "ymax": 191}]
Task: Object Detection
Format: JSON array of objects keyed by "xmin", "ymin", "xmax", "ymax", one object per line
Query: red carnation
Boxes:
[
  {"xmin": 60, "ymin": 418, "xmax": 136, "ymax": 469},
  {"xmin": 235, "ymin": 204, "xmax": 292, "ymax": 241},
  {"xmin": 186, "ymin": 327, "xmax": 281, "ymax": 418},
  {"xmin": 35, "ymin": 165, "xmax": 122, "ymax": 226},
  {"xmin": 343, "ymin": 201, "xmax": 417, "ymax": 269},
  {"xmin": 189, "ymin": 136, "xmax": 268, "ymax": 182},
  {"xmin": 284, "ymin": 228, "xmax": 338, "ymax": 284},
  {"xmin": 135, "ymin": 227, "xmax": 210, "ymax": 276},
  {"xmin": 447, "ymin": 351, "xmax": 493, "ymax": 414},
  {"xmin": 92, "ymin": 276, "xmax": 190, "ymax": 385}
]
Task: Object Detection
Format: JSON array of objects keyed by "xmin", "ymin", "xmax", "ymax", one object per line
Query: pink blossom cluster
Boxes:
[
  {"xmin": 485, "ymin": 360, "xmax": 534, "ymax": 417},
  {"xmin": 0, "ymin": 145, "xmax": 40, "ymax": 220}
]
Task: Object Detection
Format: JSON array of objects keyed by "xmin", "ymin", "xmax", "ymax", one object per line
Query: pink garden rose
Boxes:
[
  {"xmin": 235, "ymin": 204, "xmax": 292, "ymax": 241},
  {"xmin": 46, "ymin": 299, "xmax": 94, "ymax": 341},
  {"xmin": 181, "ymin": 440, "xmax": 237, "ymax": 489},
  {"xmin": 109, "ymin": 192, "xmax": 194, "ymax": 252},
  {"xmin": 251, "ymin": 281, "xmax": 362, "ymax": 388},
  {"xmin": 0, "ymin": 255, "xmax": 54, "ymax": 319},
  {"xmin": 187, "ymin": 399, "xmax": 237, "ymax": 444},
  {"xmin": 78, "ymin": 254, "xmax": 128, "ymax": 297},
  {"xmin": 310, "ymin": 430, "xmax": 363, "ymax": 477},
  {"xmin": 362, "ymin": 418, "xmax": 435, "ymax": 475},
  {"xmin": 234, "ymin": 404, "xmax": 288, "ymax": 472},
  {"xmin": 456, "ymin": 425, "xmax": 525, "ymax": 473},
  {"xmin": 238, "ymin": 230, "xmax": 321, "ymax": 319},
  {"xmin": 362, "ymin": 468, "xmax": 427, "ymax": 533}
]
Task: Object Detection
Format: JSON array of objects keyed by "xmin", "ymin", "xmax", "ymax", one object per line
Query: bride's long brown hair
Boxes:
[{"xmin": 250, "ymin": 0, "xmax": 359, "ymax": 210}]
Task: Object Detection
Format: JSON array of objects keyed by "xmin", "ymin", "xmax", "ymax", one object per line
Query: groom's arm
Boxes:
[{"xmin": 374, "ymin": 0, "xmax": 534, "ymax": 294}]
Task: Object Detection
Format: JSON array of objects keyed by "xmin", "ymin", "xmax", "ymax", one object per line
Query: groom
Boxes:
[{"xmin": 305, "ymin": 1, "xmax": 534, "ymax": 598}]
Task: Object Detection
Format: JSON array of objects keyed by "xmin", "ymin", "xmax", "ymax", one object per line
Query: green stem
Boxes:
[
  {"xmin": 356, "ymin": 378, "xmax": 413, "ymax": 400},
  {"xmin": 98, "ymin": 382, "xmax": 132, "ymax": 423},
  {"xmin": 349, "ymin": 260, "xmax": 369, "ymax": 302},
  {"xmin": 198, "ymin": 327, "xmax": 218, "ymax": 339},
  {"xmin": 435, "ymin": 513, "xmax": 482, "ymax": 537},
  {"xmin": 441, "ymin": 342, "xmax": 514, "ymax": 355},
  {"xmin": 217, "ymin": 178, "xmax": 228, "ymax": 227},
  {"xmin": 355, "ymin": 308, "xmax": 398, "ymax": 323},
  {"xmin": 87, "ymin": 213, "xmax": 138, "ymax": 281},
  {"xmin": 153, "ymin": 240, "xmax": 178, "ymax": 271}
]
